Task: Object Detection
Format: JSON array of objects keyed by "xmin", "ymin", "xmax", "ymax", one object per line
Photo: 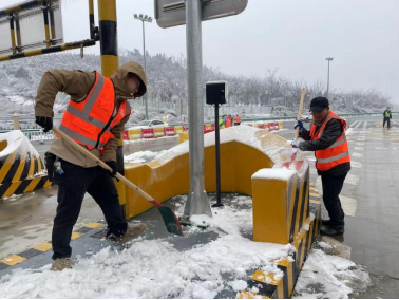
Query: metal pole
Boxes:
[
  {"xmin": 326, "ymin": 59, "xmax": 330, "ymax": 98},
  {"xmin": 183, "ymin": 0, "xmax": 212, "ymax": 218},
  {"xmin": 143, "ymin": 20, "xmax": 149, "ymax": 119},
  {"xmin": 98, "ymin": 0, "xmax": 126, "ymax": 219},
  {"xmin": 213, "ymin": 105, "xmax": 223, "ymax": 207}
]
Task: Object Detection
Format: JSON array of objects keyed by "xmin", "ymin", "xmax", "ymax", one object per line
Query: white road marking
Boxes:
[
  {"xmin": 356, "ymin": 143, "xmax": 364, "ymax": 146},
  {"xmin": 352, "ymin": 152, "xmax": 363, "ymax": 158},
  {"xmin": 340, "ymin": 195, "xmax": 358, "ymax": 217},
  {"xmin": 345, "ymin": 174, "xmax": 359, "ymax": 186},
  {"xmin": 351, "ymin": 161, "xmax": 362, "ymax": 168},
  {"xmin": 354, "ymin": 147, "xmax": 363, "ymax": 151}
]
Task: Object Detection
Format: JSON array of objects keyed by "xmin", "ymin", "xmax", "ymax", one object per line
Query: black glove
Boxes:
[
  {"xmin": 105, "ymin": 161, "xmax": 117, "ymax": 177},
  {"xmin": 35, "ymin": 116, "xmax": 53, "ymax": 133}
]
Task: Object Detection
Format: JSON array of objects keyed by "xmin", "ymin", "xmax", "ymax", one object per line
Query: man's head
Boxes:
[
  {"xmin": 309, "ymin": 96, "xmax": 329, "ymax": 123},
  {"xmin": 111, "ymin": 62, "xmax": 147, "ymax": 100}
]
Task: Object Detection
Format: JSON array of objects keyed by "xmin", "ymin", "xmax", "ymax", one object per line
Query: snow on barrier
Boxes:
[
  {"xmin": 0, "ymin": 130, "xmax": 52, "ymax": 199},
  {"xmin": 122, "ymin": 126, "xmax": 320, "ymax": 299}
]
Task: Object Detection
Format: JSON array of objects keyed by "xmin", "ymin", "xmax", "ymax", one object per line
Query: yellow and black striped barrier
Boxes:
[
  {"xmin": 251, "ymin": 162, "xmax": 309, "ymax": 245},
  {"xmin": 239, "ymin": 190, "xmax": 322, "ymax": 299},
  {"xmin": 0, "ymin": 131, "xmax": 53, "ymax": 199}
]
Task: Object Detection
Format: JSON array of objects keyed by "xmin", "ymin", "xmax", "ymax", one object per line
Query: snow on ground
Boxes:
[
  {"xmin": 293, "ymin": 245, "xmax": 370, "ymax": 299},
  {"xmin": 0, "ymin": 195, "xmax": 293, "ymax": 299},
  {"xmin": 124, "ymin": 150, "xmax": 167, "ymax": 164}
]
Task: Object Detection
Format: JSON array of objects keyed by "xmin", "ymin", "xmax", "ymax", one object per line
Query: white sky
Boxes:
[{"xmin": 1, "ymin": 0, "xmax": 399, "ymax": 102}]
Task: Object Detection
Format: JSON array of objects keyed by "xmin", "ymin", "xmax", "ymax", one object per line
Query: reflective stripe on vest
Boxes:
[
  {"xmin": 327, "ymin": 135, "xmax": 347, "ymax": 149},
  {"xmin": 59, "ymin": 124, "xmax": 106, "ymax": 149},
  {"xmin": 317, "ymin": 150, "xmax": 349, "ymax": 164}
]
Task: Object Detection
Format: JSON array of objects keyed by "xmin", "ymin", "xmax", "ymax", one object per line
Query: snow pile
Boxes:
[
  {"xmin": 0, "ymin": 196, "xmax": 293, "ymax": 299},
  {"xmin": 0, "ymin": 130, "xmax": 40, "ymax": 158},
  {"xmin": 154, "ymin": 126, "xmax": 288, "ymax": 166},
  {"xmin": 124, "ymin": 150, "xmax": 166, "ymax": 164},
  {"xmin": 252, "ymin": 168, "xmax": 296, "ymax": 181},
  {"xmin": 294, "ymin": 247, "xmax": 370, "ymax": 299}
]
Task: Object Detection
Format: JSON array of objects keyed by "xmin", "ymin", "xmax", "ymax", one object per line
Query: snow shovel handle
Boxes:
[
  {"xmin": 52, "ymin": 126, "xmax": 156, "ymax": 203},
  {"xmin": 296, "ymin": 88, "xmax": 306, "ymax": 139}
]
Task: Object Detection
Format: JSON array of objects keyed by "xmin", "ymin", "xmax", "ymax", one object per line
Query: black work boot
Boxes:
[
  {"xmin": 322, "ymin": 220, "xmax": 332, "ymax": 226},
  {"xmin": 321, "ymin": 224, "xmax": 344, "ymax": 236}
]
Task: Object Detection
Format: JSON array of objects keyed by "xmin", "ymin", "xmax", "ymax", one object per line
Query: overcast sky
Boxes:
[{"xmin": 2, "ymin": 0, "xmax": 399, "ymax": 102}]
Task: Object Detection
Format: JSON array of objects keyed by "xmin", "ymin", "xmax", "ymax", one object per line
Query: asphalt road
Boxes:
[{"xmin": 1, "ymin": 115, "xmax": 398, "ymax": 297}]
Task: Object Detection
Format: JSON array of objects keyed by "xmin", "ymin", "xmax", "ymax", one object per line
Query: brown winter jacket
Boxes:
[{"xmin": 35, "ymin": 62, "xmax": 147, "ymax": 167}]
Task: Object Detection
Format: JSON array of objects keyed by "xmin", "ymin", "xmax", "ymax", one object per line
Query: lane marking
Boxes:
[
  {"xmin": 354, "ymin": 147, "xmax": 363, "ymax": 151},
  {"xmin": 352, "ymin": 152, "xmax": 363, "ymax": 158},
  {"xmin": 351, "ymin": 161, "xmax": 362, "ymax": 168},
  {"xmin": 340, "ymin": 195, "xmax": 357, "ymax": 217},
  {"xmin": 345, "ymin": 174, "xmax": 359, "ymax": 186}
]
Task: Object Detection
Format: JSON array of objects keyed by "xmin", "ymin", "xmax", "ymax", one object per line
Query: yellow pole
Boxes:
[
  {"xmin": 10, "ymin": 16, "xmax": 16, "ymax": 54},
  {"xmin": 98, "ymin": 0, "xmax": 126, "ymax": 219},
  {"xmin": 42, "ymin": 0, "xmax": 51, "ymax": 48}
]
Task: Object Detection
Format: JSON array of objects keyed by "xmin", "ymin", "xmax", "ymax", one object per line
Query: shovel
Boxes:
[
  {"xmin": 52, "ymin": 126, "xmax": 184, "ymax": 237},
  {"xmin": 296, "ymin": 88, "xmax": 306, "ymax": 139}
]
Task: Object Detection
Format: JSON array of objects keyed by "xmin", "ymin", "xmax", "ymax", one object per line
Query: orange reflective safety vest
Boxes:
[
  {"xmin": 309, "ymin": 111, "xmax": 350, "ymax": 171},
  {"xmin": 58, "ymin": 72, "xmax": 131, "ymax": 150},
  {"xmin": 234, "ymin": 115, "xmax": 241, "ymax": 123},
  {"xmin": 226, "ymin": 117, "xmax": 232, "ymax": 128}
]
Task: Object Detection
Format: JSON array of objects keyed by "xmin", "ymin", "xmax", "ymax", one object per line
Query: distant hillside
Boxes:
[{"xmin": 0, "ymin": 50, "xmax": 392, "ymax": 117}]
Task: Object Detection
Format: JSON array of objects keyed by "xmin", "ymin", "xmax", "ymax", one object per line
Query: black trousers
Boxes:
[
  {"xmin": 383, "ymin": 117, "xmax": 391, "ymax": 128},
  {"xmin": 52, "ymin": 161, "xmax": 127, "ymax": 260},
  {"xmin": 321, "ymin": 173, "xmax": 347, "ymax": 226}
]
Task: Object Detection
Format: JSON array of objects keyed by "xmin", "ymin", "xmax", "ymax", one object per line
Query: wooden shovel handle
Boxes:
[
  {"xmin": 52, "ymin": 126, "xmax": 156, "ymax": 203},
  {"xmin": 296, "ymin": 88, "xmax": 306, "ymax": 139}
]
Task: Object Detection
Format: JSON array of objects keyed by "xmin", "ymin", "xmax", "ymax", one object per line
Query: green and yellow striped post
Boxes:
[{"xmin": 97, "ymin": 0, "xmax": 126, "ymax": 219}]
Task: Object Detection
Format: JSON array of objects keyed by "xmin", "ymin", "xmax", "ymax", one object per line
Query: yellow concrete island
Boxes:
[
  {"xmin": 123, "ymin": 125, "xmax": 321, "ymax": 299},
  {"xmin": 0, "ymin": 130, "xmax": 52, "ymax": 199}
]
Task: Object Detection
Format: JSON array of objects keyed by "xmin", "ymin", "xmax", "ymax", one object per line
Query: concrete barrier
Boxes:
[
  {"xmin": 128, "ymin": 129, "xmax": 141, "ymax": 140},
  {"xmin": 165, "ymin": 127, "xmax": 175, "ymax": 136},
  {"xmin": 0, "ymin": 131, "xmax": 52, "ymax": 199},
  {"xmin": 141, "ymin": 128, "xmax": 154, "ymax": 139},
  {"xmin": 153, "ymin": 127, "xmax": 165, "ymax": 138}
]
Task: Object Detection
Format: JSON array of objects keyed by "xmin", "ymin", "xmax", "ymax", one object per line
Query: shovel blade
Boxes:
[{"xmin": 158, "ymin": 206, "xmax": 184, "ymax": 236}]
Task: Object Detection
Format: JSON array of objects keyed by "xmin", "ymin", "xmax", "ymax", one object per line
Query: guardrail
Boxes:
[{"xmin": 170, "ymin": 112, "xmax": 397, "ymax": 126}]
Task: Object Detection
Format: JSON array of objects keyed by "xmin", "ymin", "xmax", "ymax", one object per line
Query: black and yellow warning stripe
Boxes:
[
  {"xmin": 239, "ymin": 189, "xmax": 322, "ymax": 299},
  {"xmin": 0, "ymin": 151, "xmax": 45, "ymax": 185},
  {"xmin": 288, "ymin": 169, "xmax": 310, "ymax": 243},
  {"xmin": 0, "ymin": 222, "xmax": 105, "ymax": 271},
  {"xmin": 0, "ymin": 173, "xmax": 53, "ymax": 199}
]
